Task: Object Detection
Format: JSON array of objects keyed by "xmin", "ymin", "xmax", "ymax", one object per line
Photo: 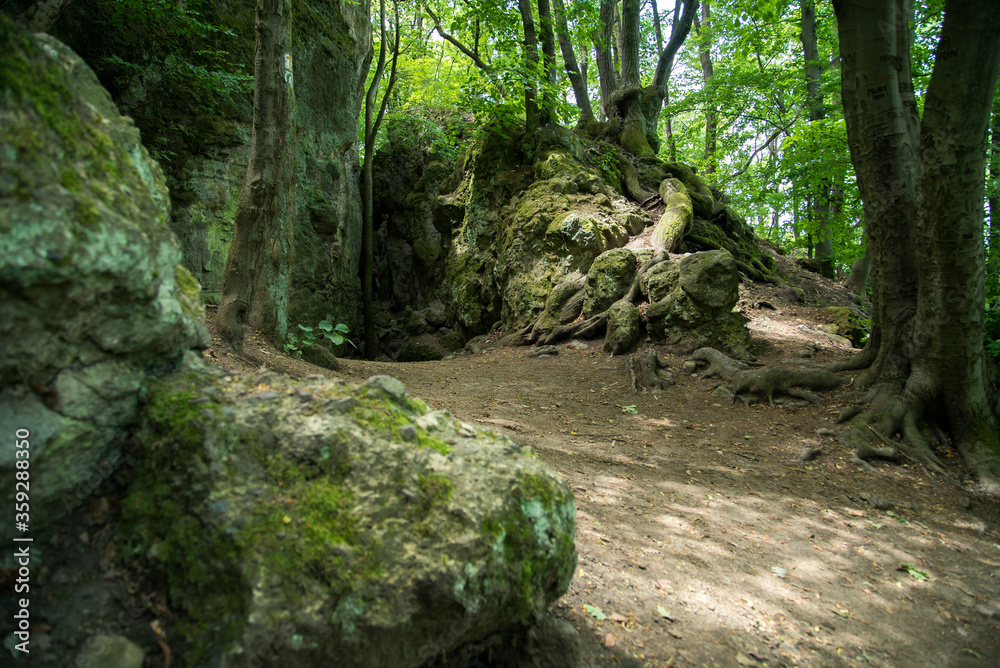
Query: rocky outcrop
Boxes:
[
  {"xmin": 0, "ymin": 22, "xmax": 209, "ymax": 543},
  {"xmin": 126, "ymin": 368, "xmax": 577, "ymax": 667},
  {"xmin": 45, "ymin": 0, "xmax": 371, "ymax": 337}
]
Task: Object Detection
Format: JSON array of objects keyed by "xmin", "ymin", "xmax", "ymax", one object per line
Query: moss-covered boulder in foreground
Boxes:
[
  {"xmin": 0, "ymin": 22, "xmax": 209, "ymax": 543},
  {"xmin": 125, "ymin": 361, "xmax": 577, "ymax": 667}
]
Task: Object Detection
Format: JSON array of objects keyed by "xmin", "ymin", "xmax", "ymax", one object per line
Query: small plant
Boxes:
[
  {"xmin": 283, "ymin": 320, "xmax": 356, "ymax": 356},
  {"xmin": 621, "ymin": 404, "xmax": 638, "ymax": 415}
]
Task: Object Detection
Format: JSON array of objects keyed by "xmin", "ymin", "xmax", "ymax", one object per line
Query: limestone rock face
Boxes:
[
  {"xmin": 0, "ymin": 22, "xmax": 209, "ymax": 542},
  {"xmin": 126, "ymin": 367, "xmax": 577, "ymax": 668}
]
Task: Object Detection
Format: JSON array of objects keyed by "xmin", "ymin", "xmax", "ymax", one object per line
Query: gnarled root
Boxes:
[
  {"xmin": 690, "ymin": 347, "xmax": 846, "ymax": 407},
  {"xmin": 516, "ymin": 252, "xmax": 670, "ymax": 349},
  {"xmin": 629, "ymin": 348, "xmax": 674, "ymax": 392}
]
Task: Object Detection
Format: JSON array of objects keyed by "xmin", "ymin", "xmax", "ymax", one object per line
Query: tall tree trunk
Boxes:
[
  {"xmin": 695, "ymin": 0, "xmax": 716, "ymax": 173},
  {"xmin": 593, "ymin": 0, "xmax": 618, "ymax": 121},
  {"xmin": 832, "ymin": 0, "xmax": 1000, "ymax": 492},
  {"xmin": 362, "ymin": 0, "xmax": 399, "ymax": 359},
  {"xmin": 537, "ymin": 0, "xmax": 558, "ymax": 123},
  {"xmin": 217, "ymin": 0, "xmax": 295, "ymax": 348},
  {"xmin": 988, "ymin": 99, "xmax": 1000, "ymax": 302},
  {"xmin": 518, "ymin": 0, "xmax": 541, "ymax": 131},
  {"xmin": 801, "ymin": 0, "xmax": 835, "ymax": 278},
  {"xmin": 553, "ymin": 0, "xmax": 594, "ymax": 123},
  {"xmin": 16, "ymin": 0, "xmax": 72, "ymax": 32}
]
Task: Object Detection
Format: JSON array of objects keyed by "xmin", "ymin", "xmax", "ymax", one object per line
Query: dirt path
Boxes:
[{"xmin": 204, "ymin": 271, "xmax": 1000, "ymax": 667}]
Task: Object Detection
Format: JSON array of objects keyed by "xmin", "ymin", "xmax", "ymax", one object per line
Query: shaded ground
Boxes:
[
  {"xmin": 4, "ymin": 256, "xmax": 999, "ymax": 668},
  {"xmin": 201, "ymin": 259, "xmax": 1000, "ymax": 668}
]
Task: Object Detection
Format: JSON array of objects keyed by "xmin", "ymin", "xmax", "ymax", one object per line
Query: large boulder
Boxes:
[
  {"xmin": 0, "ymin": 22, "xmax": 209, "ymax": 543},
  {"xmin": 645, "ymin": 250, "xmax": 750, "ymax": 355},
  {"xmin": 125, "ymin": 368, "xmax": 577, "ymax": 667}
]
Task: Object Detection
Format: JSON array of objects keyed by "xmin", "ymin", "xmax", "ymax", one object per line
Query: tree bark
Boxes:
[
  {"xmin": 217, "ymin": 0, "xmax": 295, "ymax": 348},
  {"xmin": 518, "ymin": 0, "xmax": 542, "ymax": 131},
  {"xmin": 16, "ymin": 0, "xmax": 72, "ymax": 32},
  {"xmin": 552, "ymin": 0, "xmax": 594, "ymax": 123},
  {"xmin": 362, "ymin": 0, "xmax": 399, "ymax": 359},
  {"xmin": 801, "ymin": 0, "xmax": 835, "ymax": 278},
  {"xmin": 695, "ymin": 0, "xmax": 716, "ymax": 173},
  {"xmin": 832, "ymin": 0, "xmax": 1000, "ymax": 491}
]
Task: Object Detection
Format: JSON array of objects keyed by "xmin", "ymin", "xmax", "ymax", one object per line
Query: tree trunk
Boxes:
[
  {"xmin": 217, "ymin": 0, "xmax": 295, "ymax": 348},
  {"xmin": 16, "ymin": 0, "xmax": 72, "ymax": 32},
  {"xmin": 988, "ymin": 99, "xmax": 1000, "ymax": 302},
  {"xmin": 553, "ymin": 0, "xmax": 594, "ymax": 123},
  {"xmin": 801, "ymin": 0, "xmax": 835, "ymax": 278},
  {"xmin": 593, "ymin": 0, "xmax": 618, "ymax": 121},
  {"xmin": 832, "ymin": 0, "xmax": 1000, "ymax": 492},
  {"xmin": 610, "ymin": 0, "xmax": 698, "ymax": 157},
  {"xmin": 518, "ymin": 0, "xmax": 541, "ymax": 131},
  {"xmin": 537, "ymin": 0, "xmax": 558, "ymax": 123},
  {"xmin": 362, "ymin": 0, "xmax": 399, "ymax": 359},
  {"xmin": 695, "ymin": 0, "xmax": 717, "ymax": 173}
]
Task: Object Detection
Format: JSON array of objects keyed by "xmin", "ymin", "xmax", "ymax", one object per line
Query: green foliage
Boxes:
[
  {"xmin": 90, "ymin": 0, "xmax": 253, "ymax": 166},
  {"xmin": 284, "ymin": 320, "xmax": 357, "ymax": 356},
  {"xmin": 377, "ymin": 110, "xmax": 467, "ymax": 163},
  {"xmin": 621, "ymin": 404, "xmax": 638, "ymax": 415}
]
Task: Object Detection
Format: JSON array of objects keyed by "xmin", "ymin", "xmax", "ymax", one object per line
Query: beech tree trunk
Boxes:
[
  {"xmin": 695, "ymin": 0, "xmax": 716, "ymax": 173},
  {"xmin": 553, "ymin": 0, "xmax": 594, "ymax": 123},
  {"xmin": 988, "ymin": 100, "xmax": 1000, "ymax": 301},
  {"xmin": 800, "ymin": 0, "xmax": 835, "ymax": 278},
  {"xmin": 217, "ymin": 0, "xmax": 295, "ymax": 347},
  {"xmin": 832, "ymin": 0, "xmax": 1000, "ymax": 491}
]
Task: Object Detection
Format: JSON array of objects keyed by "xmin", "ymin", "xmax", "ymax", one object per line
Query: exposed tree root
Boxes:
[
  {"xmin": 629, "ymin": 348, "xmax": 674, "ymax": 392},
  {"xmin": 690, "ymin": 347, "xmax": 845, "ymax": 407},
  {"xmin": 516, "ymin": 252, "xmax": 669, "ymax": 347}
]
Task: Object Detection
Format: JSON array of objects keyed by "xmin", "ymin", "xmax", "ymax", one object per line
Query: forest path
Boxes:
[{"xmin": 205, "ymin": 263, "xmax": 1000, "ymax": 668}]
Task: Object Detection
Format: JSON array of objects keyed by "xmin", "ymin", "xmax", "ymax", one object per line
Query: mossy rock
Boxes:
[
  {"xmin": 0, "ymin": 22, "xmax": 209, "ymax": 543},
  {"xmin": 582, "ymin": 248, "xmax": 638, "ymax": 317},
  {"xmin": 604, "ymin": 300, "xmax": 642, "ymax": 354},
  {"xmin": 124, "ymin": 365, "xmax": 577, "ymax": 667},
  {"xmin": 824, "ymin": 306, "xmax": 868, "ymax": 348},
  {"xmin": 397, "ymin": 338, "xmax": 444, "ymax": 362}
]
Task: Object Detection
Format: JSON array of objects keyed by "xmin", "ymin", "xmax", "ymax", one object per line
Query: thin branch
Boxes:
[
  {"xmin": 424, "ymin": 4, "xmax": 492, "ymax": 74},
  {"xmin": 651, "ymin": 0, "xmax": 699, "ymax": 96},
  {"xmin": 728, "ymin": 108, "xmax": 803, "ymax": 178}
]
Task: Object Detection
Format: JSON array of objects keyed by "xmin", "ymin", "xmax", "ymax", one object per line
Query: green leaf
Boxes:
[
  {"xmin": 334, "ymin": 323, "xmax": 350, "ymax": 333},
  {"xmin": 621, "ymin": 404, "xmax": 638, "ymax": 415},
  {"xmin": 583, "ymin": 604, "xmax": 606, "ymax": 621},
  {"xmin": 897, "ymin": 562, "xmax": 929, "ymax": 580},
  {"xmin": 298, "ymin": 324, "xmax": 313, "ymax": 332},
  {"xmin": 318, "ymin": 320, "xmax": 333, "ymax": 331}
]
